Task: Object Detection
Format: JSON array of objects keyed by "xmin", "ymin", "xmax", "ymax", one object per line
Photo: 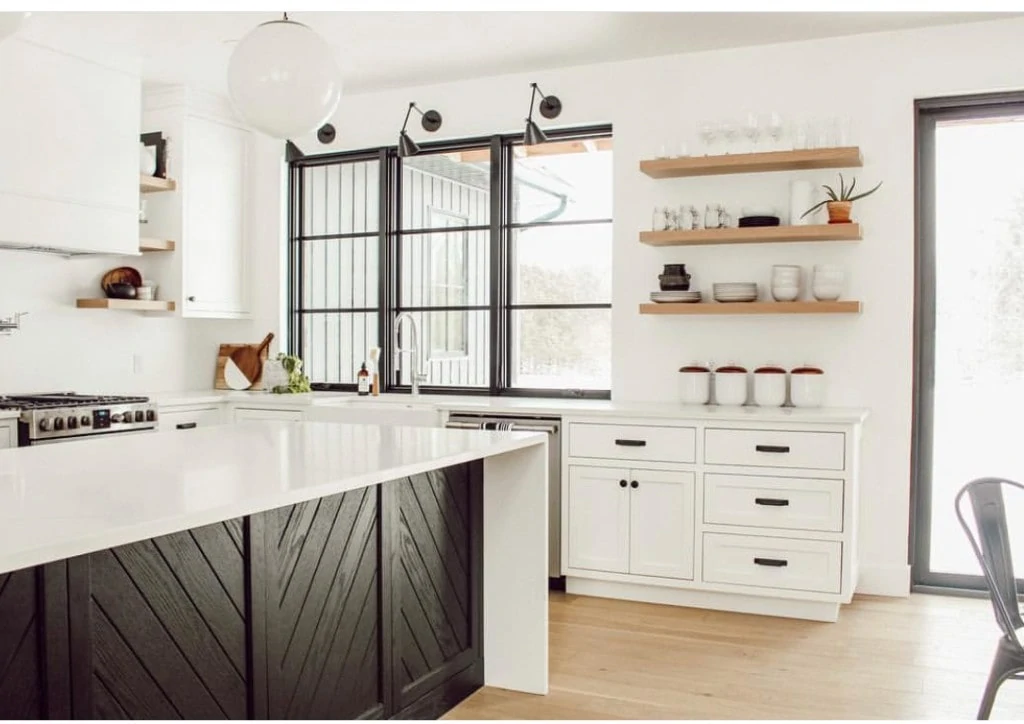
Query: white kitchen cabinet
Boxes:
[
  {"xmin": 233, "ymin": 407, "xmax": 304, "ymax": 422},
  {"xmin": 159, "ymin": 406, "xmax": 224, "ymax": 431},
  {"xmin": 568, "ymin": 466, "xmax": 630, "ymax": 574},
  {"xmin": 142, "ymin": 87, "xmax": 252, "ymax": 319},
  {"xmin": 0, "ymin": 38, "xmax": 138, "ymax": 254},
  {"xmin": 181, "ymin": 115, "xmax": 250, "ymax": 317},
  {"xmin": 0, "ymin": 421, "xmax": 15, "ymax": 448},
  {"xmin": 628, "ymin": 470, "xmax": 695, "ymax": 580}
]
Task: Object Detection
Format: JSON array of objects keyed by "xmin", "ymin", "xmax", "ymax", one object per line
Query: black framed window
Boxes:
[{"xmin": 288, "ymin": 125, "xmax": 612, "ymax": 398}]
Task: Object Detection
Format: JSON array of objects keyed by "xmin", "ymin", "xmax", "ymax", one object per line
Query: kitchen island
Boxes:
[{"xmin": 0, "ymin": 422, "xmax": 548, "ymax": 719}]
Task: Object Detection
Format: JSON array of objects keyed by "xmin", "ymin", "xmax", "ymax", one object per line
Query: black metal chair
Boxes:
[{"xmin": 955, "ymin": 477, "xmax": 1024, "ymax": 719}]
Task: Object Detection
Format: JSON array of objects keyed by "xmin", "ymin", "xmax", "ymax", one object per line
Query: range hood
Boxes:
[{"xmin": 0, "ymin": 241, "xmax": 112, "ymax": 258}]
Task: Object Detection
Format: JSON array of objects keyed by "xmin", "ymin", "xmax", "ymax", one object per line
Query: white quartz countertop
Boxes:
[
  {"xmin": 0, "ymin": 421, "xmax": 544, "ymax": 575},
  {"xmin": 153, "ymin": 389, "xmax": 869, "ymax": 424}
]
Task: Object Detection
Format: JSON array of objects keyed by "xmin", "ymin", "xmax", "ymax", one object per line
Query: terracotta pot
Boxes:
[{"xmin": 827, "ymin": 200, "xmax": 853, "ymax": 224}]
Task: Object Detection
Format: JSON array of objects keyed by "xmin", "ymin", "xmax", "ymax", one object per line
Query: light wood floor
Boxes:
[{"xmin": 446, "ymin": 591, "xmax": 1024, "ymax": 720}]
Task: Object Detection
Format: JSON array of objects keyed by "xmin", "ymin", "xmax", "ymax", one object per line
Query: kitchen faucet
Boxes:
[{"xmin": 393, "ymin": 312, "xmax": 428, "ymax": 395}]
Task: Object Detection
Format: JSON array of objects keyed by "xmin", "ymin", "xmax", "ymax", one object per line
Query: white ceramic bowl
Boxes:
[
  {"xmin": 812, "ymin": 283, "xmax": 843, "ymax": 301},
  {"xmin": 678, "ymin": 368, "xmax": 711, "ymax": 405},
  {"xmin": 771, "ymin": 285, "xmax": 800, "ymax": 302},
  {"xmin": 753, "ymin": 368, "xmax": 787, "ymax": 407},
  {"xmin": 714, "ymin": 369, "xmax": 748, "ymax": 406},
  {"xmin": 790, "ymin": 368, "xmax": 826, "ymax": 407}
]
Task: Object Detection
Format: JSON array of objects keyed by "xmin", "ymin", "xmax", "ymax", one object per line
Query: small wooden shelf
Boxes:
[
  {"xmin": 639, "ymin": 301, "xmax": 862, "ymax": 315},
  {"xmin": 639, "ymin": 147, "xmax": 863, "ymax": 179},
  {"xmin": 139, "ymin": 237, "xmax": 176, "ymax": 252},
  {"xmin": 76, "ymin": 298, "xmax": 176, "ymax": 312},
  {"xmin": 139, "ymin": 174, "xmax": 177, "ymax": 193},
  {"xmin": 640, "ymin": 223, "xmax": 862, "ymax": 247}
]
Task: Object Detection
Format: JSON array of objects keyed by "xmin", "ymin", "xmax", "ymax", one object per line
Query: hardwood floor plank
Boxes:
[{"xmin": 446, "ymin": 592, "xmax": 1024, "ymax": 720}]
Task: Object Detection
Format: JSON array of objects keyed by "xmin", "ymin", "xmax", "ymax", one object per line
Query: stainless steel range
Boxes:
[{"xmin": 0, "ymin": 393, "xmax": 158, "ymax": 446}]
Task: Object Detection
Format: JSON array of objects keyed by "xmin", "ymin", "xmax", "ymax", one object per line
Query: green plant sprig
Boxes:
[
  {"xmin": 272, "ymin": 353, "xmax": 312, "ymax": 394},
  {"xmin": 801, "ymin": 173, "xmax": 882, "ymax": 218}
]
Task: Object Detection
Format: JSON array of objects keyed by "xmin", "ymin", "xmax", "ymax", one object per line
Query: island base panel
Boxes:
[{"xmin": 0, "ymin": 461, "xmax": 483, "ymax": 720}]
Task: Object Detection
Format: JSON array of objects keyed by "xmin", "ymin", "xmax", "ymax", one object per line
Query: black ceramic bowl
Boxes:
[
  {"xmin": 663, "ymin": 264, "xmax": 688, "ymax": 276},
  {"xmin": 658, "ymin": 274, "xmax": 691, "ymax": 291},
  {"xmin": 106, "ymin": 283, "xmax": 137, "ymax": 299}
]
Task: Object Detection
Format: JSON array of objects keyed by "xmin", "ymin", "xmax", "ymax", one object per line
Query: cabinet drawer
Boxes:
[
  {"xmin": 704, "ymin": 428, "xmax": 845, "ymax": 470},
  {"xmin": 568, "ymin": 423, "xmax": 695, "ymax": 464},
  {"xmin": 159, "ymin": 406, "xmax": 223, "ymax": 431},
  {"xmin": 234, "ymin": 407, "xmax": 304, "ymax": 422},
  {"xmin": 704, "ymin": 474, "xmax": 844, "ymax": 532},
  {"xmin": 702, "ymin": 532, "xmax": 841, "ymax": 594}
]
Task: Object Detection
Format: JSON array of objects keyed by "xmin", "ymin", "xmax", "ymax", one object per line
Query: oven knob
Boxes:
[
  {"xmin": 81, "ymin": 415, "xmax": 91, "ymax": 427},
  {"xmin": 145, "ymin": 409, "xmax": 156, "ymax": 422},
  {"xmin": 67, "ymin": 416, "xmax": 78, "ymax": 429},
  {"xmin": 53, "ymin": 417, "xmax": 65, "ymax": 431},
  {"xmin": 111, "ymin": 413, "xmax": 122, "ymax": 424},
  {"xmin": 134, "ymin": 410, "xmax": 145, "ymax": 423},
  {"xmin": 38, "ymin": 418, "xmax": 51, "ymax": 431}
]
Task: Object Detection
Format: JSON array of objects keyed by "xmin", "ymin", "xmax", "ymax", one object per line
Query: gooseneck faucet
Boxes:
[{"xmin": 393, "ymin": 312, "xmax": 428, "ymax": 395}]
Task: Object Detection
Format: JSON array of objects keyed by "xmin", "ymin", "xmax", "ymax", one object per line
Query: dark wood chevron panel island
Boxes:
[{"xmin": 0, "ymin": 463, "xmax": 481, "ymax": 720}]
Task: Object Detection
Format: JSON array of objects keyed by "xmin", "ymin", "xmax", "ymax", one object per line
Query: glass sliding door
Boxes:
[{"xmin": 914, "ymin": 94, "xmax": 1024, "ymax": 588}]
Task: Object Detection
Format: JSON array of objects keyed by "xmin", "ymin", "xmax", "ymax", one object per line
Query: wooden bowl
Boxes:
[{"xmin": 101, "ymin": 266, "xmax": 142, "ymax": 296}]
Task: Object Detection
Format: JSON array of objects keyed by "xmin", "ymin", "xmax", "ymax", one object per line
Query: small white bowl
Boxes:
[{"xmin": 771, "ymin": 286, "xmax": 800, "ymax": 302}]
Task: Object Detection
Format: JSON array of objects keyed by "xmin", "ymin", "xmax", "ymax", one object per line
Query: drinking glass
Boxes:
[{"xmin": 766, "ymin": 112, "xmax": 785, "ymax": 150}]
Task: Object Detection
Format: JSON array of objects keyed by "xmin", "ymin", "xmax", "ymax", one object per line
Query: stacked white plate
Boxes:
[
  {"xmin": 651, "ymin": 290, "xmax": 701, "ymax": 304},
  {"xmin": 713, "ymin": 282, "xmax": 758, "ymax": 303}
]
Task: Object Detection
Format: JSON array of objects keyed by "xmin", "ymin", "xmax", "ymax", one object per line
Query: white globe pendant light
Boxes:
[
  {"xmin": 227, "ymin": 13, "xmax": 341, "ymax": 139},
  {"xmin": 0, "ymin": 12, "xmax": 28, "ymax": 41}
]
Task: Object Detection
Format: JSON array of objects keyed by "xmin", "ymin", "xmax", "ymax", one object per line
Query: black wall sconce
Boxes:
[
  {"xmin": 524, "ymin": 82, "xmax": 562, "ymax": 146},
  {"xmin": 398, "ymin": 102, "xmax": 443, "ymax": 157}
]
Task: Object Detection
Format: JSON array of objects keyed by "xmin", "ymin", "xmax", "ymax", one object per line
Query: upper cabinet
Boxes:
[
  {"xmin": 142, "ymin": 87, "xmax": 253, "ymax": 319},
  {"xmin": 0, "ymin": 39, "xmax": 139, "ymax": 254}
]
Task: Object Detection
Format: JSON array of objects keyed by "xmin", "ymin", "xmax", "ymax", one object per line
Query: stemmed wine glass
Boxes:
[
  {"xmin": 765, "ymin": 112, "xmax": 785, "ymax": 151},
  {"xmin": 743, "ymin": 112, "xmax": 761, "ymax": 153},
  {"xmin": 698, "ymin": 121, "xmax": 719, "ymax": 156},
  {"xmin": 721, "ymin": 121, "xmax": 740, "ymax": 154}
]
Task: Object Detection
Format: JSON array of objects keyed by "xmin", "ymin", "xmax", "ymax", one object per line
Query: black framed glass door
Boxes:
[{"xmin": 913, "ymin": 92, "xmax": 1024, "ymax": 589}]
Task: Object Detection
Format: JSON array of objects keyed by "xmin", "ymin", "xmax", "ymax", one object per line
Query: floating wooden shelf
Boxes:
[
  {"xmin": 640, "ymin": 223, "xmax": 862, "ymax": 247},
  {"xmin": 639, "ymin": 147, "xmax": 863, "ymax": 179},
  {"xmin": 76, "ymin": 298, "xmax": 176, "ymax": 312},
  {"xmin": 139, "ymin": 237, "xmax": 175, "ymax": 252},
  {"xmin": 139, "ymin": 174, "xmax": 177, "ymax": 193},
  {"xmin": 639, "ymin": 301, "xmax": 862, "ymax": 315}
]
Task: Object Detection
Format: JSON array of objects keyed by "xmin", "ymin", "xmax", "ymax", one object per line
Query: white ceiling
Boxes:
[{"xmin": 19, "ymin": 11, "xmax": 1017, "ymax": 96}]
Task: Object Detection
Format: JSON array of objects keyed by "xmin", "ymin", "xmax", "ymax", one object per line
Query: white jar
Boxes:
[
  {"xmin": 678, "ymin": 365, "xmax": 711, "ymax": 405},
  {"xmin": 790, "ymin": 365, "xmax": 826, "ymax": 407},
  {"xmin": 753, "ymin": 365, "xmax": 787, "ymax": 407},
  {"xmin": 713, "ymin": 365, "xmax": 748, "ymax": 406}
]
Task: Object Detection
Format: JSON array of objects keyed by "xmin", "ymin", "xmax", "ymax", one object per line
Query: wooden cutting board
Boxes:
[{"xmin": 214, "ymin": 334, "xmax": 273, "ymax": 390}]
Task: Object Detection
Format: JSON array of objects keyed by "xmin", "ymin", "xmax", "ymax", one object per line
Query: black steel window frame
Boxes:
[
  {"xmin": 288, "ymin": 124, "xmax": 613, "ymax": 399},
  {"xmin": 912, "ymin": 91, "xmax": 1024, "ymax": 593}
]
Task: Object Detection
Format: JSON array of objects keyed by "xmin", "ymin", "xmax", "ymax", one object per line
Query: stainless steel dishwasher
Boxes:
[{"xmin": 445, "ymin": 412, "xmax": 562, "ymax": 579}]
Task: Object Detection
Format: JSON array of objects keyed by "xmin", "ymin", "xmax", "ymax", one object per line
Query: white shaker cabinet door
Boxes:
[
  {"xmin": 628, "ymin": 469, "xmax": 695, "ymax": 580},
  {"xmin": 568, "ymin": 466, "xmax": 630, "ymax": 574},
  {"xmin": 0, "ymin": 423, "xmax": 14, "ymax": 449},
  {"xmin": 182, "ymin": 115, "xmax": 250, "ymax": 318}
]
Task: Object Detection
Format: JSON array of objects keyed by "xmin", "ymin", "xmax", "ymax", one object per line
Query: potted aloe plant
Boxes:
[{"xmin": 802, "ymin": 173, "xmax": 882, "ymax": 224}]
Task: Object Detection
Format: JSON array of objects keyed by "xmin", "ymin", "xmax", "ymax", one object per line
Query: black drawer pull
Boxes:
[
  {"xmin": 754, "ymin": 557, "xmax": 788, "ymax": 567},
  {"xmin": 630, "ymin": 480, "xmax": 639, "ymax": 489},
  {"xmin": 614, "ymin": 439, "xmax": 647, "ymax": 447},
  {"xmin": 755, "ymin": 497, "xmax": 790, "ymax": 507},
  {"xmin": 176, "ymin": 422, "xmax": 198, "ymax": 430},
  {"xmin": 619, "ymin": 479, "xmax": 628, "ymax": 488},
  {"xmin": 755, "ymin": 444, "xmax": 790, "ymax": 454}
]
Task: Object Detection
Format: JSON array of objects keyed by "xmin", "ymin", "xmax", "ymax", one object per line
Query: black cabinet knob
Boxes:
[
  {"xmin": 619, "ymin": 479, "xmax": 627, "ymax": 488},
  {"xmin": 630, "ymin": 480, "xmax": 639, "ymax": 489},
  {"xmin": 187, "ymin": 295, "xmax": 196, "ymax": 302}
]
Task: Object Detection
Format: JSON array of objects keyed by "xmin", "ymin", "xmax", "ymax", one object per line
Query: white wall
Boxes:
[{"xmin": 282, "ymin": 16, "xmax": 1024, "ymax": 595}]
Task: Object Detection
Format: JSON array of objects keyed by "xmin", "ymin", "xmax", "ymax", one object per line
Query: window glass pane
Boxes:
[
  {"xmin": 511, "ymin": 308, "xmax": 611, "ymax": 390},
  {"xmin": 301, "ymin": 237, "xmax": 379, "ymax": 310},
  {"xmin": 301, "ymin": 161, "xmax": 379, "ymax": 236},
  {"xmin": 301, "ymin": 312, "xmax": 378, "ymax": 385},
  {"xmin": 395, "ymin": 310, "xmax": 489, "ymax": 388},
  {"xmin": 512, "ymin": 139, "xmax": 612, "ymax": 224},
  {"xmin": 401, "ymin": 150, "xmax": 490, "ymax": 230},
  {"xmin": 511, "ymin": 223, "xmax": 612, "ymax": 305},
  {"xmin": 399, "ymin": 226, "xmax": 489, "ymax": 308}
]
